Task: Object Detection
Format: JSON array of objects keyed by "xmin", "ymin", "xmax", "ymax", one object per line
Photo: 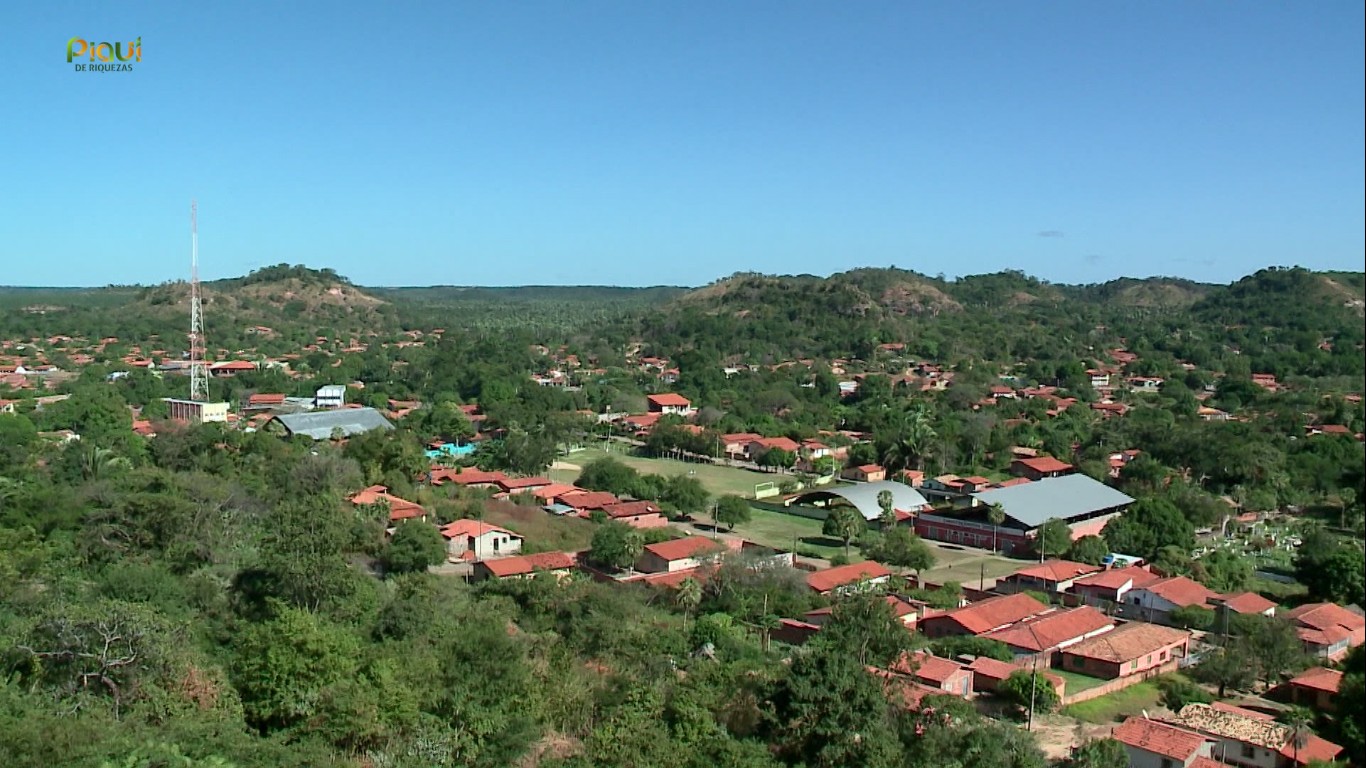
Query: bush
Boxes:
[{"xmin": 1156, "ymin": 675, "xmax": 1212, "ymax": 711}]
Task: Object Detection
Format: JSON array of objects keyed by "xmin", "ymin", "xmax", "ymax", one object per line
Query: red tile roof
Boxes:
[
  {"xmin": 984, "ymin": 606, "xmax": 1114, "ymax": 652},
  {"xmin": 481, "ymin": 551, "xmax": 576, "ymax": 577},
  {"xmin": 439, "ymin": 519, "xmax": 517, "ymax": 539},
  {"xmin": 966, "ymin": 656, "xmax": 1019, "ymax": 682},
  {"xmin": 892, "ymin": 652, "xmax": 966, "ymax": 684},
  {"xmin": 602, "ymin": 500, "xmax": 663, "ymax": 519},
  {"xmin": 1283, "ymin": 602, "xmax": 1366, "ymax": 637},
  {"xmin": 1073, "ymin": 566, "xmax": 1160, "ymax": 592},
  {"xmin": 559, "ymin": 491, "xmax": 620, "ymax": 510},
  {"xmin": 646, "ymin": 393, "xmax": 691, "ymax": 407},
  {"xmin": 1218, "ymin": 591, "xmax": 1277, "ymax": 615},
  {"xmin": 805, "ymin": 561, "xmax": 892, "ymax": 593},
  {"xmin": 1010, "ymin": 559, "xmax": 1102, "ymax": 584},
  {"xmin": 1016, "ymin": 456, "xmax": 1074, "ymax": 474},
  {"xmin": 643, "ymin": 536, "xmax": 724, "ymax": 562},
  {"xmin": 496, "ymin": 476, "xmax": 552, "ymax": 491},
  {"xmin": 1141, "ymin": 576, "xmax": 1220, "ymax": 608},
  {"xmin": 1289, "ymin": 666, "xmax": 1343, "ymax": 694},
  {"xmin": 1112, "ymin": 717, "xmax": 1210, "ymax": 761},
  {"xmin": 1062, "ymin": 622, "xmax": 1189, "ymax": 663},
  {"xmin": 925, "ymin": 593, "xmax": 1051, "ymax": 635}
]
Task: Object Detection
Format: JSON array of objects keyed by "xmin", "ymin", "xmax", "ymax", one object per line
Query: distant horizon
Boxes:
[{"xmin": 0, "ymin": 262, "xmax": 1358, "ymax": 292}]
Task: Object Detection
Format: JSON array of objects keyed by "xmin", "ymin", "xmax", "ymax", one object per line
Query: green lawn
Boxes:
[
  {"xmin": 1062, "ymin": 681, "xmax": 1162, "ymax": 724},
  {"xmin": 555, "ymin": 447, "xmax": 777, "ymax": 498},
  {"xmin": 730, "ymin": 506, "xmax": 852, "ymax": 560},
  {"xmin": 920, "ymin": 545, "xmax": 1026, "ymax": 588},
  {"xmin": 1051, "ymin": 670, "xmax": 1109, "ymax": 695}
]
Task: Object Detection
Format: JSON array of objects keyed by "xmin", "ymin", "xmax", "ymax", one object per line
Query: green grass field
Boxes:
[
  {"xmin": 731, "ymin": 506, "xmax": 851, "ymax": 560},
  {"xmin": 1050, "ymin": 670, "xmax": 1109, "ymax": 695},
  {"xmin": 919, "ymin": 545, "xmax": 1026, "ymax": 587},
  {"xmin": 554, "ymin": 447, "xmax": 780, "ymax": 498},
  {"xmin": 1062, "ymin": 681, "xmax": 1162, "ymax": 724},
  {"xmin": 481, "ymin": 500, "xmax": 597, "ymax": 553}
]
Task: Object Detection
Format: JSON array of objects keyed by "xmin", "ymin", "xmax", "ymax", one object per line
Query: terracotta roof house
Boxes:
[
  {"xmin": 1282, "ymin": 602, "xmax": 1365, "ymax": 661},
  {"xmin": 1059, "ymin": 622, "xmax": 1190, "ymax": 680},
  {"xmin": 842, "ymin": 464, "xmax": 887, "ymax": 482},
  {"xmin": 998, "ymin": 559, "xmax": 1103, "ymax": 595},
  {"xmin": 645, "ymin": 393, "xmax": 693, "ymax": 415},
  {"xmin": 918, "ymin": 593, "xmax": 1052, "ymax": 639},
  {"xmin": 1112, "ymin": 716, "xmax": 1216, "ymax": 768},
  {"xmin": 888, "ymin": 652, "xmax": 973, "ymax": 697},
  {"xmin": 983, "ymin": 606, "xmax": 1115, "ymax": 657},
  {"xmin": 1168, "ymin": 702, "xmax": 1343, "ymax": 767},
  {"xmin": 1210, "ymin": 592, "xmax": 1277, "ymax": 618},
  {"xmin": 429, "ymin": 468, "xmax": 508, "ymax": 488},
  {"xmin": 599, "ymin": 500, "xmax": 669, "ymax": 529},
  {"xmin": 348, "ymin": 485, "xmax": 427, "ymax": 522},
  {"xmin": 494, "ymin": 476, "xmax": 553, "ymax": 495},
  {"xmin": 439, "ymin": 519, "xmax": 523, "ymax": 562},
  {"xmin": 804, "ymin": 594, "xmax": 923, "ymax": 630},
  {"xmin": 1123, "ymin": 576, "xmax": 1221, "ymax": 625},
  {"xmin": 637, "ymin": 536, "xmax": 727, "ymax": 573},
  {"xmin": 1010, "ymin": 456, "xmax": 1076, "ymax": 481},
  {"xmin": 558, "ymin": 491, "xmax": 621, "ymax": 512},
  {"xmin": 1070, "ymin": 566, "xmax": 1162, "ymax": 607},
  {"xmin": 806, "ymin": 561, "xmax": 893, "ymax": 595},
  {"xmin": 966, "ymin": 656, "xmax": 1026, "ymax": 693},
  {"xmin": 1286, "ymin": 667, "xmax": 1343, "ymax": 711},
  {"xmin": 472, "ymin": 551, "xmax": 577, "ymax": 582}
]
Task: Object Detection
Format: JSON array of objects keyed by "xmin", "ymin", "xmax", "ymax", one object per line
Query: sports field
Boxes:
[{"xmin": 552, "ymin": 447, "xmax": 776, "ymax": 498}]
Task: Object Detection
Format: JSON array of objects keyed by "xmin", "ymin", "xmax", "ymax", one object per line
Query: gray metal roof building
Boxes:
[
  {"xmin": 270, "ymin": 407, "xmax": 395, "ymax": 440},
  {"xmin": 970, "ymin": 474, "xmax": 1134, "ymax": 529},
  {"xmin": 789, "ymin": 481, "xmax": 931, "ymax": 522}
]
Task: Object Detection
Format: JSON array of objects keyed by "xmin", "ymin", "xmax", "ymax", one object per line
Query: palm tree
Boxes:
[
  {"xmin": 676, "ymin": 577, "xmax": 703, "ymax": 637},
  {"xmin": 1284, "ymin": 706, "xmax": 1313, "ymax": 766},
  {"xmin": 987, "ymin": 502, "xmax": 1007, "ymax": 553},
  {"xmin": 1337, "ymin": 488, "xmax": 1357, "ymax": 530},
  {"xmin": 882, "ymin": 405, "xmax": 937, "ymax": 472},
  {"xmin": 79, "ymin": 446, "xmax": 130, "ymax": 481}
]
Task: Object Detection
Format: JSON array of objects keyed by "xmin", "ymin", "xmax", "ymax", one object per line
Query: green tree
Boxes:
[
  {"xmin": 1067, "ymin": 535, "xmax": 1109, "ymax": 566},
  {"xmin": 381, "ymin": 520, "xmax": 446, "ymax": 574},
  {"xmin": 877, "ymin": 489, "xmax": 896, "ymax": 528},
  {"xmin": 1033, "ymin": 518, "xmax": 1073, "ymax": 559},
  {"xmin": 1103, "ymin": 497, "xmax": 1194, "ymax": 559},
  {"xmin": 822, "ymin": 506, "xmax": 866, "ymax": 559},
  {"xmin": 1329, "ymin": 645, "xmax": 1364, "ymax": 767},
  {"xmin": 230, "ymin": 606, "xmax": 360, "ymax": 732},
  {"xmin": 867, "ymin": 527, "xmax": 935, "ymax": 585},
  {"xmin": 1196, "ymin": 549, "xmax": 1252, "ymax": 593},
  {"xmin": 714, "ymin": 494, "xmax": 752, "ymax": 532},
  {"xmin": 1296, "ymin": 544, "xmax": 1366, "ymax": 607},
  {"xmin": 589, "ymin": 522, "xmax": 645, "ymax": 572},
  {"xmin": 814, "ymin": 591, "xmax": 916, "ymax": 666},
  {"xmin": 663, "ymin": 474, "xmax": 709, "ymax": 518},
  {"xmin": 768, "ymin": 644, "xmax": 899, "ymax": 768},
  {"xmin": 1191, "ymin": 646, "xmax": 1256, "ymax": 697},
  {"xmin": 1235, "ymin": 614, "xmax": 1310, "ymax": 689},
  {"xmin": 998, "ymin": 669, "xmax": 1059, "ymax": 719}
]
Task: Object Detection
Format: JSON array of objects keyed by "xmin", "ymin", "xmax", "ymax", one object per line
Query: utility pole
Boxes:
[{"xmin": 979, "ymin": 561, "xmax": 985, "ymax": 592}]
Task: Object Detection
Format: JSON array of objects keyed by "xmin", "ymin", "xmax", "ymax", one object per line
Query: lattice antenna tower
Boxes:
[{"xmin": 188, "ymin": 200, "xmax": 208, "ymax": 401}]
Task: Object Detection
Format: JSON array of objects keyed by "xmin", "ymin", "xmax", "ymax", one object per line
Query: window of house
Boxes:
[
  {"xmin": 1129, "ymin": 660, "xmax": 1138, "ymax": 670},
  {"xmin": 1160, "ymin": 650, "xmax": 1167, "ymax": 661},
  {"xmin": 1161, "ymin": 759, "xmax": 1175, "ymax": 768},
  {"xmin": 1241, "ymin": 745, "xmax": 1255, "ymax": 759},
  {"xmin": 1131, "ymin": 596, "xmax": 1140, "ymax": 604},
  {"xmin": 493, "ymin": 538, "xmax": 500, "ymax": 552}
]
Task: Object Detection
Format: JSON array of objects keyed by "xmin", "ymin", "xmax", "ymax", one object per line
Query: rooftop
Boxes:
[
  {"xmin": 481, "ymin": 552, "xmax": 576, "ymax": 577},
  {"xmin": 970, "ymin": 474, "xmax": 1134, "ymax": 528},
  {"xmin": 643, "ymin": 535, "xmax": 725, "ymax": 562},
  {"xmin": 984, "ymin": 606, "xmax": 1114, "ymax": 652},
  {"xmin": 927, "ymin": 593, "xmax": 1051, "ymax": 635},
  {"xmin": 272, "ymin": 407, "xmax": 394, "ymax": 440},
  {"xmin": 789, "ymin": 480, "xmax": 930, "ymax": 522},
  {"xmin": 1112, "ymin": 717, "xmax": 1211, "ymax": 761},
  {"xmin": 1009, "ymin": 559, "xmax": 1102, "ymax": 584},
  {"xmin": 1288, "ymin": 666, "xmax": 1344, "ymax": 694},
  {"xmin": 1062, "ymin": 622, "xmax": 1189, "ymax": 663},
  {"xmin": 806, "ymin": 561, "xmax": 892, "ymax": 593},
  {"xmin": 1170, "ymin": 702, "xmax": 1343, "ymax": 763}
]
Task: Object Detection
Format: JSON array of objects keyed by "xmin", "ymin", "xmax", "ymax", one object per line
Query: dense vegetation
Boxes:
[{"xmin": 0, "ymin": 263, "xmax": 1362, "ymax": 765}]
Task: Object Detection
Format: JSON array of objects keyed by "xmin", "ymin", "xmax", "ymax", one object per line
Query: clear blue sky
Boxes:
[{"xmin": 3, "ymin": 2, "xmax": 1362, "ymax": 287}]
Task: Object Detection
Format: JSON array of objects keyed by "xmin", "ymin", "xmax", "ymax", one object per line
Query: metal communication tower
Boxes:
[{"xmin": 188, "ymin": 201, "xmax": 207, "ymax": 401}]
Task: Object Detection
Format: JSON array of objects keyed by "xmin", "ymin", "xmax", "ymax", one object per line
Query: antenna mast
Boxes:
[{"xmin": 189, "ymin": 200, "xmax": 207, "ymax": 401}]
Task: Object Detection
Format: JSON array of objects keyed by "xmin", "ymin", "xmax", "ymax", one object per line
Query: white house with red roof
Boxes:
[
  {"xmin": 637, "ymin": 535, "xmax": 731, "ymax": 573},
  {"xmin": 805, "ymin": 561, "xmax": 892, "ymax": 595},
  {"xmin": 472, "ymin": 551, "xmax": 577, "ymax": 582},
  {"xmin": 1069, "ymin": 566, "xmax": 1162, "ymax": 607},
  {"xmin": 439, "ymin": 519, "xmax": 523, "ymax": 562},
  {"xmin": 1282, "ymin": 602, "xmax": 1365, "ymax": 661},
  {"xmin": 1122, "ymin": 576, "xmax": 1222, "ymax": 624},
  {"xmin": 997, "ymin": 559, "xmax": 1103, "ymax": 596},
  {"xmin": 645, "ymin": 393, "xmax": 693, "ymax": 415},
  {"xmin": 1112, "ymin": 716, "xmax": 1217, "ymax": 768}
]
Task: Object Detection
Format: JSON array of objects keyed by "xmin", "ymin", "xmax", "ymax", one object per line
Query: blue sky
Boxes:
[{"xmin": 2, "ymin": 2, "xmax": 1362, "ymax": 287}]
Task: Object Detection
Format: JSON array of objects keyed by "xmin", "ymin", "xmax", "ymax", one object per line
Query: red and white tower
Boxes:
[{"xmin": 188, "ymin": 200, "xmax": 207, "ymax": 401}]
